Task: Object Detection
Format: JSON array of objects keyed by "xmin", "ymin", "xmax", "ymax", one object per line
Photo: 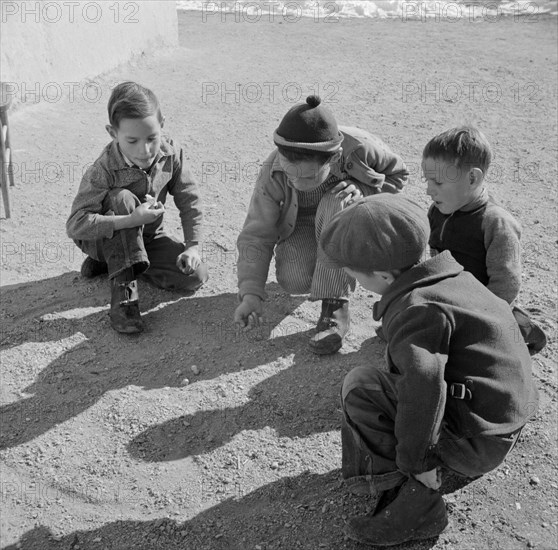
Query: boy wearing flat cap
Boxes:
[
  {"xmin": 320, "ymin": 194, "xmax": 538, "ymax": 545},
  {"xmin": 235, "ymin": 95, "xmax": 408, "ymax": 354}
]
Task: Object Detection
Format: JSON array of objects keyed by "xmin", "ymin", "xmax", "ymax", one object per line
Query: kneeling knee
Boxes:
[
  {"xmin": 105, "ymin": 188, "xmax": 140, "ymax": 214},
  {"xmin": 277, "ymin": 273, "xmax": 311, "ymax": 295}
]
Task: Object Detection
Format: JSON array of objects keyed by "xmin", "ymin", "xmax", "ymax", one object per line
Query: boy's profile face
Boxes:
[
  {"xmin": 277, "ymin": 153, "xmax": 332, "ymax": 192},
  {"xmin": 344, "ymin": 267, "xmax": 393, "ymax": 295},
  {"xmin": 422, "ymin": 157, "xmax": 484, "ymax": 215},
  {"xmin": 107, "ymin": 115, "xmax": 163, "ymax": 170}
]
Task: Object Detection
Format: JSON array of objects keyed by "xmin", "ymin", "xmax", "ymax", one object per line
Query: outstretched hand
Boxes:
[
  {"xmin": 176, "ymin": 245, "xmax": 201, "ymax": 275},
  {"xmin": 234, "ymin": 294, "xmax": 263, "ymax": 331},
  {"xmin": 129, "ymin": 197, "xmax": 165, "ymax": 226}
]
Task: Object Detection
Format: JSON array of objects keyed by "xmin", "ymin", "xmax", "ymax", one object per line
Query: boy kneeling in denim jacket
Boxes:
[
  {"xmin": 320, "ymin": 194, "xmax": 538, "ymax": 545},
  {"xmin": 67, "ymin": 82, "xmax": 208, "ymax": 333}
]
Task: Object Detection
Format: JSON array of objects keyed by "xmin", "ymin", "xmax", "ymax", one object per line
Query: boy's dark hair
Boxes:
[
  {"xmin": 276, "ymin": 145, "xmax": 338, "ymax": 164},
  {"xmin": 108, "ymin": 81, "xmax": 163, "ymax": 128},
  {"xmin": 422, "ymin": 126, "xmax": 492, "ymax": 173}
]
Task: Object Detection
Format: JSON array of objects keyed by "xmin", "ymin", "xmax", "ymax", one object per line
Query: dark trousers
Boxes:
[
  {"xmin": 75, "ymin": 188, "xmax": 208, "ymax": 291},
  {"xmin": 341, "ymin": 366, "xmax": 522, "ymax": 494}
]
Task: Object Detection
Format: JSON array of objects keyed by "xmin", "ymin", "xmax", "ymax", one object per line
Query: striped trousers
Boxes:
[{"xmin": 274, "ymin": 185, "xmax": 369, "ymax": 300}]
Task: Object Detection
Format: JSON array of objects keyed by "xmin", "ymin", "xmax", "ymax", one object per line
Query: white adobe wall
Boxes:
[{"xmin": 0, "ymin": 1, "xmax": 178, "ymax": 99}]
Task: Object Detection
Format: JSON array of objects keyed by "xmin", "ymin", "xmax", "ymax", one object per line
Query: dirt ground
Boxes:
[{"xmin": 1, "ymin": 10, "xmax": 557, "ymax": 550}]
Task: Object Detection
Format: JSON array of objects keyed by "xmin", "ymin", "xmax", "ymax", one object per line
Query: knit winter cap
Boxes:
[
  {"xmin": 273, "ymin": 95, "xmax": 343, "ymax": 153},
  {"xmin": 319, "ymin": 195, "xmax": 430, "ymax": 271}
]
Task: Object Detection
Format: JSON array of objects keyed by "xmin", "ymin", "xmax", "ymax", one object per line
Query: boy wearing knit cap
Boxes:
[
  {"xmin": 320, "ymin": 195, "xmax": 538, "ymax": 545},
  {"xmin": 235, "ymin": 96, "xmax": 408, "ymax": 354}
]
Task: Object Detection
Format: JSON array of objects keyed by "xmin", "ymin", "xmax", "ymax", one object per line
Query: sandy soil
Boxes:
[{"xmin": 1, "ymin": 10, "xmax": 557, "ymax": 550}]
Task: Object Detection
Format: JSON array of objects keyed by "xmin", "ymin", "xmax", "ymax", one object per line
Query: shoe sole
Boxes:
[
  {"xmin": 308, "ymin": 333, "xmax": 343, "ymax": 355},
  {"xmin": 308, "ymin": 338, "xmax": 342, "ymax": 355},
  {"xmin": 345, "ymin": 517, "xmax": 449, "ymax": 546},
  {"xmin": 111, "ymin": 325, "xmax": 144, "ymax": 334}
]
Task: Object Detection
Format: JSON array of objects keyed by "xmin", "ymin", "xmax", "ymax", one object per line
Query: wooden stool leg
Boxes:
[
  {"xmin": 0, "ymin": 113, "xmax": 11, "ymax": 218},
  {"xmin": 4, "ymin": 111, "xmax": 14, "ymax": 187}
]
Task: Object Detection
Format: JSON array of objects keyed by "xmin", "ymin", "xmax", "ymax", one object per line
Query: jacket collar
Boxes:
[
  {"xmin": 458, "ymin": 187, "xmax": 489, "ymax": 212},
  {"xmin": 270, "ymin": 150, "xmax": 283, "ymax": 176},
  {"xmin": 105, "ymin": 137, "xmax": 174, "ymax": 171},
  {"xmin": 373, "ymin": 251, "xmax": 463, "ymax": 320}
]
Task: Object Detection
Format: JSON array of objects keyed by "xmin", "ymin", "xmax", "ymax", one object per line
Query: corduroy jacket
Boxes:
[
  {"xmin": 374, "ymin": 251, "xmax": 537, "ymax": 475},
  {"xmin": 237, "ymin": 126, "xmax": 409, "ymax": 299},
  {"xmin": 66, "ymin": 137, "xmax": 202, "ymax": 244}
]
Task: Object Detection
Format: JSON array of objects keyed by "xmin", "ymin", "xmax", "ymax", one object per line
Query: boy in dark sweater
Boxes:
[
  {"xmin": 423, "ymin": 126, "xmax": 546, "ymax": 354},
  {"xmin": 319, "ymin": 194, "xmax": 538, "ymax": 546}
]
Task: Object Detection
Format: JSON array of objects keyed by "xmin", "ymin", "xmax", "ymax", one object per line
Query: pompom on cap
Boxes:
[
  {"xmin": 306, "ymin": 95, "xmax": 321, "ymax": 108},
  {"xmin": 274, "ymin": 93, "xmax": 342, "ymax": 147}
]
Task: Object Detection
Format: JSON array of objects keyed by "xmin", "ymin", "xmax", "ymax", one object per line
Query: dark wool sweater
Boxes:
[{"xmin": 428, "ymin": 190, "xmax": 521, "ymax": 304}]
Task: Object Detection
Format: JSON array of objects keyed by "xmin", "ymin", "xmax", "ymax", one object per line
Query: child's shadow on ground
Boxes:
[
  {"xmin": 0, "ymin": 274, "xmax": 317, "ymax": 450},
  {"xmin": 3, "ymin": 470, "xmax": 449, "ymax": 550},
  {"xmin": 127, "ymin": 327, "xmax": 377, "ymax": 461}
]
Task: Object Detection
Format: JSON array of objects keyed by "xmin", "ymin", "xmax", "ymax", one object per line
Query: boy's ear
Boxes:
[
  {"xmin": 469, "ymin": 167, "xmax": 484, "ymax": 186},
  {"xmin": 376, "ymin": 270, "xmax": 396, "ymax": 285},
  {"xmin": 160, "ymin": 116, "xmax": 166, "ymax": 128},
  {"xmin": 329, "ymin": 148, "xmax": 343, "ymax": 164},
  {"xmin": 105, "ymin": 124, "xmax": 117, "ymax": 139}
]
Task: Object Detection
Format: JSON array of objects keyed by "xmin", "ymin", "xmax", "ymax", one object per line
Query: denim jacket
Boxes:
[
  {"xmin": 66, "ymin": 137, "xmax": 202, "ymax": 243},
  {"xmin": 237, "ymin": 126, "xmax": 409, "ymax": 299}
]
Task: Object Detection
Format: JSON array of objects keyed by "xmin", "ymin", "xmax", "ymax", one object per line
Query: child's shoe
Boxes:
[
  {"xmin": 109, "ymin": 269, "xmax": 144, "ymax": 334},
  {"xmin": 309, "ymin": 298, "xmax": 349, "ymax": 355},
  {"xmin": 345, "ymin": 477, "xmax": 448, "ymax": 546},
  {"xmin": 81, "ymin": 256, "xmax": 108, "ymax": 279},
  {"xmin": 512, "ymin": 306, "xmax": 547, "ymax": 356}
]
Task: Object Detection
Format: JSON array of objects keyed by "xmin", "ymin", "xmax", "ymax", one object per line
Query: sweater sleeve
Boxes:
[
  {"xmin": 482, "ymin": 207, "xmax": 522, "ymax": 304},
  {"xmin": 387, "ymin": 304, "xmax": 451, "ymax": 475},
  {"xmin": 167, "ymin": 144, "xmax": 203, "ymax": 244},
  {"xmin": 236, "ymin": 165, "xmax": 282, "ymax": 300}
]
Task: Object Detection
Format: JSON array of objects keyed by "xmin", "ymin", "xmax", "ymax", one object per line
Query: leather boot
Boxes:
[
  {"xmin": 309, "ymin": 298, "xmax": 349, "ymax": 355},
  {"xmin": 81, "ymin": 256, "xmax": 108, "ymax": 279},
  {"xmin": 109, "ymin": 269, "xmax": 144, "ymax": 334},
  {"xmin": 346, "ymin": 477, "xmax": 448, "ymax": 546},
  {"xmin": 512, "ymin": 306, "xmax": 547, "ymax": 356}
]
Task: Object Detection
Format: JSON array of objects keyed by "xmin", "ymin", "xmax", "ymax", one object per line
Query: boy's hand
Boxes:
[
  {"xmin": 145, "ymin": 194, "xmax": 164, "ymax": 210},
  {"xmin": 129, "ymin": 201, "xmax": 165, "ymax": 226},
  {"xmin": 414, "ymin": 469, "xmax": 441, "ymax": 490},
  {"xmin": 176, "ymin": 245, "xmax": 201, "ymax": 275},
  {"xmin": 331, "ymin": 180, "xmax": 363, "ymax": 209},
  {"xmin": 234, "ymin": 294, "xmax": 263, "ymax": 331}
]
